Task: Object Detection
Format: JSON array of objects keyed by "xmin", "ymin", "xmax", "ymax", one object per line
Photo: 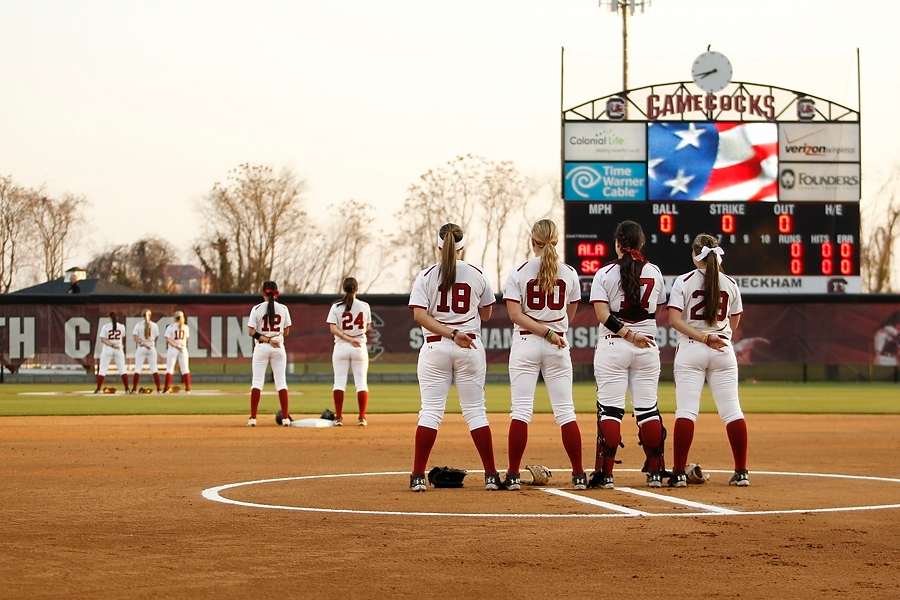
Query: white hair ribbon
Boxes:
[
  {"xmin": 437, "ymin": 235, "xmax": 465, "ymax": 251},
  {"xmin": 696, "ymin": 246, "xmax": 724, "ymax": 262}
]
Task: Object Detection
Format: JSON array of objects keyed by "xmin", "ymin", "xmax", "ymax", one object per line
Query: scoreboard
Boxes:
[{"xmin": 565, "ymin": 201, "xmax": 860, "ymax": 295}]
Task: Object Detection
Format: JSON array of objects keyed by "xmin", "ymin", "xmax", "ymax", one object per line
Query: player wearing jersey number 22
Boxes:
[
  {"xmin": 407, "ymin": 223, "xmax": 501, "ymax": 492},
  {"xmin": 502, "ymin": 219, "xmax": 586, "ymax": 491},
  {"xmin": 667, "ymin": 234, "xmax": 749, "ymax": 487}
]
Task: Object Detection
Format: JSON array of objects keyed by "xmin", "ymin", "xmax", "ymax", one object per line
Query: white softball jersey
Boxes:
[
  {"xmin": 164, "ymin": 323, "xmax": 190, "ymax": 349},
  {"xmin": 589, "ymin": 260, "xmax": 667, "ymax": 337},
  {"xmin": 99, "ymin": 322, "xmax": 127, "ymax": 350},
  {"xmin": 502, "ymin": 257, "xmax": 581, "ymax": 334},
  {"xmin": 326, "ymin": 298, "xmax": 371, "ymax": 344},
  {"xmin": 408, "ymin": 261, "xmax": 495, "ymax": 338},
  {"xmin": 668, "ymin": 269, "xmax": 743, "ymax": 344},
  {"xmin": 132, "ymin": 320, "xmax": 160, "ymax": 347},
  {"xmin": 248, "ymin": 301, "xmax": 293, "ymax": 339}
]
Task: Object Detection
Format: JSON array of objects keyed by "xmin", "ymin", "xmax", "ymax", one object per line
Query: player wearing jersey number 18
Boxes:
[
  {"xmin": 588, "ymin": 221, "xmax": 668, "ymax": 490},
  {"xmin": 667, "ymin": 234, "xmax": 749, "ymax": 487},
  {"xmin": 407, "ymin": 223, "xmax": 501, "ymax": 492},
  {"xmin": 246, "ymin": 281, "xmax": 293, "ymax": 427},
  {"xmin": 326, "ymin": 277, "xmax": 372, "ymax": 427},
  {"xmin": 502, "ymin": 219, "xmax": 586, "ymax": 491}
]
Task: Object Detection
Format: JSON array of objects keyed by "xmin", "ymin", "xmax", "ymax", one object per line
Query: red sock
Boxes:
[
  {"xmin": 278, "ymin": 389, "xmax": 289, "ymax": 419},
  {"xmin": 599, "ymin": 419, "xmax": 621, "ymax": 475},
  {"xmin": 507, "ymin": 419, "xmax": 529, "ymax": 474},
  {"xmin": 639, "ymin": 419, "xmax": 663, "ymax": 473},
  {"xmin": 132, "ymin": 374, "xmax": 140, "ymax": 391},
  {"xmin": 413, "ymin": 425, "xmax": 438, "ymax": 475},
  {"xmin": 333, "ymin": 390, "xmax": 344, "ymax": 419},
  {"xmin": 357, "ymin": 390, "xmax": 368, "ymax": 419},
  {"xmin": 250, "ymin": 388, "xmax": 261, "ymax": 419},
  {"xmin": 469, "ymin": 425, "xmax": 496, "ymax": 473},
  {"xmin": 672, "ymin": 418, "xmax": 695, "ymax": 472},
  {"xmin": 183, "ymin": 373, "xmax": 191, "ymax": 391},
  {"xmin": 726, "ymin": 418, "xmax": 748, "ymax": 472},
  {"xmin": 152, "ymin": 373, "xmax": 161, "ymax": 391},
  {"xmin": 96, "ymin": 375, "xmax": 105, "ymax": 390},
  {"xmin": 121, "ymin": 374, "xmax": 129, "ymax": 390},
  {"xmin": 560, "ymin": 421, "xmax": 584, "ymax": 474},
  {"xmin": 164, "ymin": 373, "xmax": 172, "ymax": 390}
]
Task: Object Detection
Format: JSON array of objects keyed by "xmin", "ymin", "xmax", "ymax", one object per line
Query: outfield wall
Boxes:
[{"xmin": 0, "ymin": 294, "xmax": 898, "ymax": 382}]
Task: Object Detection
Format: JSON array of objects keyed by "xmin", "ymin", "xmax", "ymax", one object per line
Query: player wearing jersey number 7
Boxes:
[
  {"xmin": 408, "ymin": 223, "xmax": 501, "ymax": 492},
  {"xmin": 588, "ymin": 221, "xmax": 668, "ymax": 490},
  {"xmin": 163, "ymin": 311, "xmax": 191, "ymax": 393},
  {"xmin": 246, "ymin": 281, "xmax": 293, "ymax": 427},
  {"xmin": 667, "ymin": 234, "xmax": 749, "ymax": 487},
  {"xmin": 502, "ymin": 219, "xmax": 586, "ymax": 491},
  {"xmin": 326, "ymin": 277, "xmax": 372, "ymax": 426}
]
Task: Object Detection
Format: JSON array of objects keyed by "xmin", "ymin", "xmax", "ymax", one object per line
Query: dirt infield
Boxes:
[{"xmin": 2, "ymin": 412, "xmax": 899, "ymax": 599}]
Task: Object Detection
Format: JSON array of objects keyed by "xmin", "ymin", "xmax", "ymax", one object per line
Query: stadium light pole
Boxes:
[{"xmin": 604, "ymin": 0, "xmax": 651, "ymax": 117}]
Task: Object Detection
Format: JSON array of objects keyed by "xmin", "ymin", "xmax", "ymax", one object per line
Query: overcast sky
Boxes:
[{"xmin": 1, "ymin": 0, "xmax": 896, "ymax": 290}]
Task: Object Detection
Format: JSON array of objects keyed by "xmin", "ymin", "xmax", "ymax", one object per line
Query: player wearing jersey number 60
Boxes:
[
  {"xmin": 163, "ymin": 311, "xmax": 191, "ymax": 393},
  {"xmin": 94, "ymin": 311, "xmax": 129, "ymax": 393},
  {"xmin": 246, "ymin": 281, "xmax": 293, "ymax": 427},
  {"xmin": 667, "ymin": 234, "xmax": 750, "ymax": 487},
  {"xmin": 131, "ymin": 308, "xmax": 161, "ymax": 393},
  {"xmin": 501, "ymin": 219, "xmax": 586, "ymax": 491},
  {"xmin": 326, "ymin": 277, "xmax": 371, "ymax": 427},
  {"xmin": 407, "ymin": 223, "xmax": 501, "ymax": 492},
  {"xmin": 588, "ymin": 221, "xmax": 668, "ymax": 490}
]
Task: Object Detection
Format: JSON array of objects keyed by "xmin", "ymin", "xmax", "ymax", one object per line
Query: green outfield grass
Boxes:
[{"xmin": 0, "ymin": 381, "xmax": 896, "ymax": 417}]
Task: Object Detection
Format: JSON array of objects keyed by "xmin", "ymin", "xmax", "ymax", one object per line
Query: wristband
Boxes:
[
  {"xmin": 701, "ymin": 333, "xmax": 710, "ymax": 344},
  {"xmin": 450, "ymin": 329, "xmax": 458, "ymax": 340},
  {"xmin": 544, "ymin": 329, "xmax": 554, "ymax": 341},
  {"xmin": 252, "ymin": 332, "xmax": 261, "ymax": 340},
  {"xmin": 604, "ymin": 314, "xmax": 625, "ymax": 334}
]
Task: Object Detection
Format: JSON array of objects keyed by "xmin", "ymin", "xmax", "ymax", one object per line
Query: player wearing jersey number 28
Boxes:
[
  {"xmin": 667, "ymin": 234, "xmax": 749, "ymax": 487},
  {"xmin": 408, "ymin": 223, "xmax": 501, "ymax": 492},
  {"xmin": 502, "ymin": 219, "xmax": 586, "ymax": 491},
  {"xmin": 326, "ymin": 277, "xmax": 372, "ymax": 426},
  {"xmin": 588, "ymin": 221, "xmax": 668, "ymax": 490},
  {"xmin": 246, "ymin": 281, "xmax": 293, "ymax": 427}
]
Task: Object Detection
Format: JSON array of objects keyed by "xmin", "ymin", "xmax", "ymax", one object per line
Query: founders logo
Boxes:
[
  {"xmin": 606, "ymin": 96, "xmax": 626, "ymax": 121},
  {"xmin": 780, "ymin": 169, "xmax": 796, "ymax": 189}
]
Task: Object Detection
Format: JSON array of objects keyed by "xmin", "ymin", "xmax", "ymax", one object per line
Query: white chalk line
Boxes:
[{"xmin": 201, "ymin": 469, "xmax": 900, "ymax": 519}]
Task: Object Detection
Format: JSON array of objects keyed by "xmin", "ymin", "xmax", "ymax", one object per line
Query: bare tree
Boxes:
[
  {"xmin": 862, "ymin": 166, "xmax": 900, "ymax": 292},
  {"xmin": 87, "ymin": 237, "xmax": 179, "ymax": 292},
  {"xmin": 478, "ymin": 161, "xmax": 527, "ymax": 287},
  {"xmin": 194, "ymin": 237, "xmax": 236, "ymax": 293},
  {"xmin": 33, "ymin": 192, "xmax": 88, "ymax": 281},
  {"xmin": 0, "ymin": 176, "xmax": 36, "ymax": 293},
  {"xmin": 195, "ymin": 163, "xmax": 307, "ymax": 292}
]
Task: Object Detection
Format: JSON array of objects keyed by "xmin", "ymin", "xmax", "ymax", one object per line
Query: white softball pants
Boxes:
[
  {"xmin": 673, "ymin": 340, "xmax": 744, "ymax": 424},
  {"xmin": 251, "ymin": 343, "xmax": 288, "ymax": 391},
  {"xmin": 166, "ymin": 347, "xmax": 190, "ymax": 374},
  {"xmin": 594, "ymin": 336, "xmax": 661, "ymax": 416},
  {"xmin": 332, "ymin": 341, "xmax": 369, "ymax": 392},
  {"xmin": 508, "ymin": 332, "xmax": 576, "ymax": 426},
  {"xmin": 98, "ymin": 346, "xmax": 126, "ymax": 376},
  {"xmin": 134, "ymin": 346, "xmax": 159, "ymax": 374},
  {"xmin": 416, "ymin": 337, "xmax": 489, "ymax": 431}
]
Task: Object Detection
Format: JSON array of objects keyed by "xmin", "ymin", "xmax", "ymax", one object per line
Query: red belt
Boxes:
[{"xmin": 426, "ymin": 334, "xmax": 476, "ymax": 343}]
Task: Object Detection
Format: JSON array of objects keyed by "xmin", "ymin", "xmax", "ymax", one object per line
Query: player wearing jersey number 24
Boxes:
[
  {"xmin": 407, "ymin": 223, "xmax": 501, "ymax": 492},
  {"xmin": 326, "ymin": 277, "xmax": 372, "ymax": 426},
  {"xmin": 502, "ymin": 219, "xmax": 586, "ymax": 491},
  {"xmin": 667, "ymin": 234, "xmax": 749, "ymax": 487}
]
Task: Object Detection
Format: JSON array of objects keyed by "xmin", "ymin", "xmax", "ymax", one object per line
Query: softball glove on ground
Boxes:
[
  {"xmin": 524, "ymin": 465, "xmax": 552, "ymax": 486},
  {"xmin": 427, "ymin": 466, "xmax": 467, "ymax": 488},
  {"xmin": 685, "ymin": 463, "xmax": 709, "ymax": 484}
]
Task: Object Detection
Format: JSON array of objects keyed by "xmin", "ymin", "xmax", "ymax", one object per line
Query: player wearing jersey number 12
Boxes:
[
  {"xmin": 407, "ymin": 223, "xmax": 501, "ymax": 492},
  {"xmin": 326, "ymin": 277, "xmax": 372, "ymax": 427},
  {"xmin": 246, "ymin": 281, "xmax": 293, "ymax": 427},
  {"xmin": 501, "ymin": 219, "xmax": 586, "ymax": 491},
  {"xmin": 667, "ymin": 234, "xmax": 749, "ymax": 487}
]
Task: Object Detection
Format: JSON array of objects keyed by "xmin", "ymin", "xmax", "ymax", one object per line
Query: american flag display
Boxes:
[{"xmin": 647, "ymin": 122, "xmax": 778, "ymax": 201}]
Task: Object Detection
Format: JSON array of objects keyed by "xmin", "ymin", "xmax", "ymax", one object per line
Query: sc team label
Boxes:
[{"xmin": 564, "ymin": 162, "xmax": 647, "ymax": 201}]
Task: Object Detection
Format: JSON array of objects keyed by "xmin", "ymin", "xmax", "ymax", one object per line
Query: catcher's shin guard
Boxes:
[
  {"xmin": 635, "ymin": 405, "xmax": 667, "ymax": 474},
  {"xmin": 595, "ymin": 404, "xmax": 625, "ymax": 468}
]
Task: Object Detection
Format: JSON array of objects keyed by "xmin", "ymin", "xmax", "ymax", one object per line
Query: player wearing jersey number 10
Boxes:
[
  {"xmin": 246, "ymin": 281, "xmax": 293, "ymax": 427},
  {"xmin": 94, "ymin": 311, "xmax": 129, "ymax": 393},
  {"xmin": 502, "ymin": 219, "xmax": 586, "ymax": 491},
  {"xmin": 163, "ymin": 311, "xmax": 191, "ymax": 393},
  {"xmin": 588, "ymin": 221, "xmax": 668, "ymax": 490},
  {"xmin": 667, "ymin": 234, "xmax": 750, "ymax": 487},
  {"xmin": 407, "ymin": 223, "xmax": 501, "ymax": 492},
  {"xmin": 326, "ymin": 277, "xmax": 372, "ymax": 426}
]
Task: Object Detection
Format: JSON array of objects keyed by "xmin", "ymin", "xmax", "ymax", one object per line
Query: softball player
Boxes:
[
  {"xmin": 667, "ymin": 234, "xmax": 749, "ymax": 487},
  {"xmin": 246, "ymin": 281, "xmax": 292, "ymax": 427},
  {"xmin": 502, "ymin": 219, "xmax": 586, "ymax": 491},
  {"xmin": 163, "ymin": 311, "xmax": 191, "ymax": 393},
  {"xmin": 408, "ymin": 223, "xmax": 500, "ymax": 492},
  {"xmin": 326, "ymin": 277, "xmax": 371, "ymax": 426},
  {"xmin": 131, "ymin": 308, "xmax": 161, "ymax": 393},
  {"xmin": 588, "ymin": 220, "xmax": 667, "ymax": 489},
  {"xmin": 94, "ymin": 311, "xmax": 129, "ymax": 393}
]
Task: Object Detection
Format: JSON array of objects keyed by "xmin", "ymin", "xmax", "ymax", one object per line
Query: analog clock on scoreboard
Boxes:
[{"xmin": 565, "ymin": 201, "xmax": 860, "ymax": 295}]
